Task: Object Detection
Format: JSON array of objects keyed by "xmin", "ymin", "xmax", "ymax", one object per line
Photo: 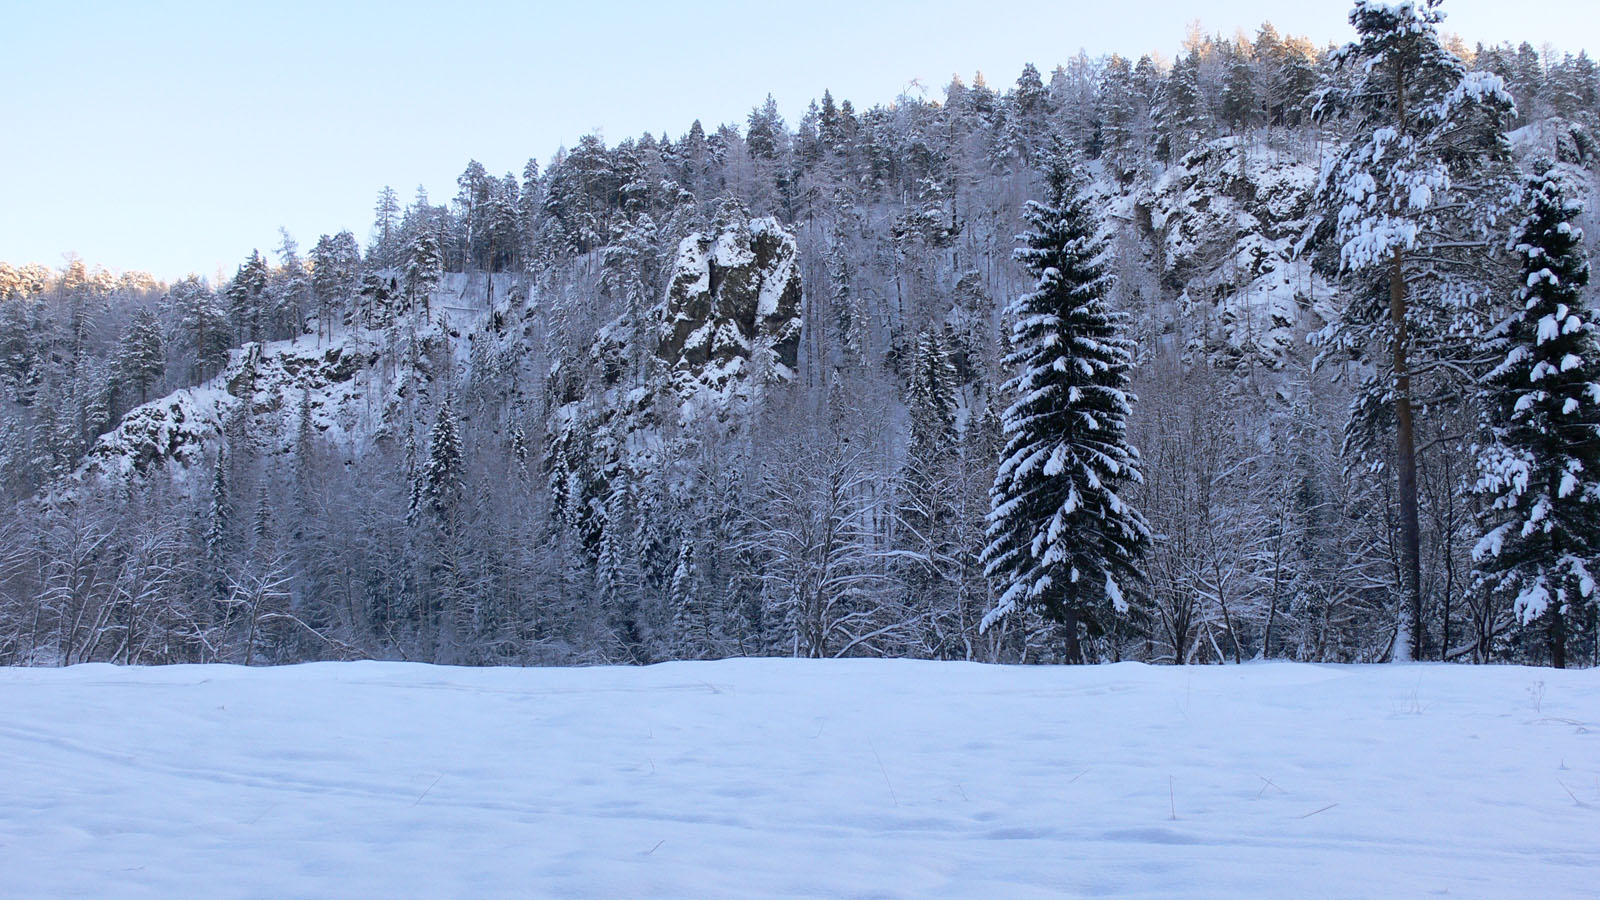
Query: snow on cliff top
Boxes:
[{"xmin": 0, "ymin": 659, "xmax": 1593, "ymax": 899}]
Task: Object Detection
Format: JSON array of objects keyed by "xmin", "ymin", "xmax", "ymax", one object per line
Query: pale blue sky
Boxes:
[{"xmin": 2, "ymin": 0, "xmax": 1593, "ymax": 282}]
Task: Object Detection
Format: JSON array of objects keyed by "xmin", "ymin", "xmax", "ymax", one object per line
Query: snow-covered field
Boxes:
[{"xmin": 1, "ymin": 660, "xmax": 1595, "ymax": 899}]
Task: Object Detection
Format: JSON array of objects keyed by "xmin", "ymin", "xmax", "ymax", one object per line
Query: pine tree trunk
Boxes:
[
  {"xmin": 1548, "ymin": 608, "xmax": 1567, "ymax": 669},
  {"xmin": 1063, "ymin": 608, "xmax": 1083, "ymax": 665},
  {"xmin": 1390, "ymin": 249, "xmax": 1424, "ymax": 662}
]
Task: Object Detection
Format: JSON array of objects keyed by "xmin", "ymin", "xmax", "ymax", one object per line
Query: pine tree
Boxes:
[
  {"xmin": 746, "ymin": 95, "xmax": 785, "ymax": 162},
  {"xmin": 165, "ymin": 276, "xmax": 230, "ymax": 382},
  {"xmin": 1220, "ymin": 43, "xmax": 1258, "ymax": 133},
  {"xmin": 226, "ymin": 250, "xmax": 270, "ymax": 343},
  {"xmin": 310, "ymin": 231, "xmax": 361, "ymax": 338},
  {"xmin": 980, "ymin": 148, "xmax": 1150, "ymax": 663},
  {"xmin": 372, "ymin": 186, "xmax": 401, "ymax": 268},
  {"xmin": 1005, "ymin": 62, "xmax": 1050, "ymax": 164},
  {"xmin": 1314, "ymin": 0, "xmax": 1515, "ymax": 661},
  {"xmin": 114, "ymin": 305, "xmax": 165, "ymax": 404},
  {"xmin": 404, "ymin": 229, "xmax": 443, "ymax": 313},
  {"xmin": 1156, "ymin": 55, "xmax": 1204, "ymax": 161},
  {"xmin": 0, "ymin": 295, "xmax": 41, "ymax": 404},
  {"xmin": 1473, "ymin": 166, "xmax": 1600, "ymax": 668},
  {"xmin": 270, "ymin": 229, "xmax": 309, "ymax": 339},
  {"xmin": 1098, "ymin": 55, "xmax": 1138, "ymax": 179}
]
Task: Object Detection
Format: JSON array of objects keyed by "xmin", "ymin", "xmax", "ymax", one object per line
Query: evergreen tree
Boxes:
[
  {"xmin": 1473, "ymin": 166, "xmax": 1600, "ymax": 668},
  {"xmin": 980, "ymin": 149, "xmax": 1150, "ymax": 664},
  {"xmin": 1220, "ymin": 43, "xmax": 1258, "ymax": 133},
  {"xmin": 404, "ymin": 229, "xmax": 443, "ymax": 313},
  {"xmin": 670, "ymin": 539, "xmax": 708, "ymax": 658},
  {"xmin": 207, "ymin": 447, "xmax": 230, "ymax": 559},
  {"xmin": 897, "ymin": 329, "xmax": 964, "ymax": 655},
  {"xmin": 0, "ymin": 295, "xmax": 41, "ymax": 404},
  {"xmin": 746, "ymin": 95, "xmax": 785, "ymax": 161},
  {"xmin": 371, "ymin": 186, "xmax": 401, "ymax": 268},
  {"xmin": 1005, "ymin": 62, "xmax": 1051, "ymax": 164},
  {"xmin": 1314, "ymin": 0, "xmax": 1514, "ymax": 661},
  {"xmin": 226, "ymin": 250, "xmax": 270, "ymax": 343},
  {"xmin": 423, "ymin": 397, "xmax": 464, "ymax": 517},
  {"xmin": 310, "ymin": 231, "xmax": 362, "ymax": 338},
  {"xmin": 169, "ymin": 276, "xmax": 231, "ymax": 381},
  {"xmin": 1097, "ymin": 55, "xmax": 1138, "ymax": 179},
  {"xmin": 269, "ymin": 229, "xmax": 309, "ymax": 339},
  {"xmin": 1156, "ymin": 55, "xmax": 1204, "ymax": 161},
  {"xmin": 114, "ymin": 305, "xmax": 165, "ymax": 404}
]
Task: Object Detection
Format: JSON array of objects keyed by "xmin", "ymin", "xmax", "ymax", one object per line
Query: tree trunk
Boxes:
[
  {"xmin": 1549, "ymin": 608, "xmax": 1567, "ymax": 669},
  {"xmin": 1062, "ymin": 607, "xmax": 1083, "ymax": 664},
  {"xmin": 1390, "ymin": 249, "xmax": 1424, "ymax": 662}
]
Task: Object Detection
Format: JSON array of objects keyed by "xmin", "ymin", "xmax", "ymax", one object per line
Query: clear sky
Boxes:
[{"xmin": 2, "ymin": 0, "xmax": 1594, "ymax": 283}]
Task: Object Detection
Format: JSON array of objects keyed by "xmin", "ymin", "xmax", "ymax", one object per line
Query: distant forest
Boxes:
[{"xmin": 3, "ymin": 1, "xmax": 1599, "ymax": 668}]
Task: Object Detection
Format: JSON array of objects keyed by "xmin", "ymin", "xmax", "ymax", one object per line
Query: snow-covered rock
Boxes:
[
  {"xmin": 1136, "ymin": 137, "xmax": 1337, "ymax": 371},
  {"xmin": 78, "ymin": 335, "xmax": 378, "ymax": 484},
  {"xmin": 657, "ymin": 216, "xmax": 803, "ymax": 404}
]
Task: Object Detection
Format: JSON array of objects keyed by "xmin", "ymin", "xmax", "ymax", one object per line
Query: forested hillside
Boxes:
[{"xmin": 4, "ymin": 2, "xmax": 1598, "ymax": 668}]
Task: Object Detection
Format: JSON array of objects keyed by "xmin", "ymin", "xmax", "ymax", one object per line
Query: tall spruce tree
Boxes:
[
  {"xmin": 896, "ymin": 329, "xmax": 963, "ymax": 653},
  {"xmin": 1314, "ymin": 0, "xmax": 1514, "ymax": 661},
  {"xmin": 980, "ymin": 148, "xmax": 1149, "ymax": 664},
  {"xmin": 1473, "ymin": 166, "xmax": 1600, "ymax": 668}
]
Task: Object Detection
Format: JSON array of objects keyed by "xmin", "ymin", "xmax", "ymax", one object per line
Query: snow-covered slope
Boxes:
[
  {"xmin": 70, "ymin": 273, "xmax": 508, "ymax": 487},
  {"xmin": 1, "ymin": 660, "xmax": 1593, "ymax": 898},
  {"xmin": 77, "ymin": 335, "xmax": 379, "ymax": 482}
]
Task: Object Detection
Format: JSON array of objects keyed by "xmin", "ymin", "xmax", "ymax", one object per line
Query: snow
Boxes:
[{"xmin": 1, "ymin": 660, "xmax": 1595, "ymax": 899}]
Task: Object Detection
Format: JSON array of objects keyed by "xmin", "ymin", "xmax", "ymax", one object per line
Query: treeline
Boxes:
[{"xmin": 1, "ymin": 3, "xmax": 1598, "ymax": 667}]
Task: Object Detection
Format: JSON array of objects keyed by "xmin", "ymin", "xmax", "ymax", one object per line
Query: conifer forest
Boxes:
[{"xmin": 7, "ymin": 0, "xmax": 1600, "ymax": 672}]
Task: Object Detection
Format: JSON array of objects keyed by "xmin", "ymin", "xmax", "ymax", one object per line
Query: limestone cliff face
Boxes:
[
  {"xmin": 656, "ymin": 216, "xmax": 803, "ymax": 400},
  {"xmin": 1135, "ymin": 136, "xmax": 1336, "ymax": 372},
  {"xmin": 79, "ymin": 338, "xmax": 376, "ymax": 483},
  {"xmin": 547, "ymin": 216, "xmax": 805, "ymax": 541}
]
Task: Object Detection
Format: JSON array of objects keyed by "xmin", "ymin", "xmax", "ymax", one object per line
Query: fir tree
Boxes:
[
  {"xmin": 1473, "ymin": 166, "xmax": 1600, "ymax": 668},
  {"xmin": 897, "ymin": 329, "xmax": 964, "ymax": 655},
  {"xmin": 980, "ymin": 148, "xmax": 1150, "ymax": 663},
  {"xmin": 404, "ymin": 429, "xmax": 424, "ymax": 529},
  {"xmin": 423, "ymin": 397, "xmax": 464, "ymax": 518},
  {"xmin": 670, "ymin": 539, "xmax": 707, "ymax": 659},
  {"xmin": 206, "ymin": 447, "xmax": 231, "ymax": 563}
]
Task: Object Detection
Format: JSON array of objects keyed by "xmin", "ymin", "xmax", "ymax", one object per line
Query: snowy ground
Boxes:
[{"xmin": 1, "ymin": 660, "xmax": 1595, "ymax": 899}]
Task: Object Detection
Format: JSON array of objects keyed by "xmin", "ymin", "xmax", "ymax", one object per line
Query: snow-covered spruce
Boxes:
[
  {"xmin": 1473, "ymin": 165, "xmax": 1600, "ymax": 668},
  {"xmin": 981, "ymin": 148, "xmax": 1150, "ymax": 663}
]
